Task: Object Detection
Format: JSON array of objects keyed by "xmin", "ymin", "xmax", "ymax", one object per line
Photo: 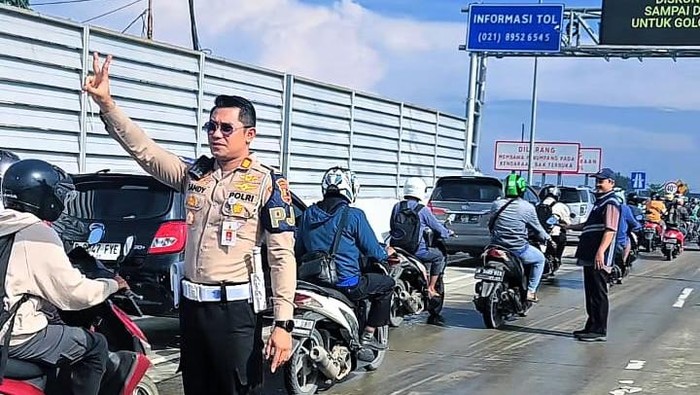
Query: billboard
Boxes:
[
  {"xmin": 600, "ymin": 0, "xmax": 700, "ymax": 45},
  {"xmin": 494, "ymin": 141, "xmax": 580, "ymax": 174},
  {"xmin": 578, "ymin": 148, "xmax": 602, "ymax": 174}
]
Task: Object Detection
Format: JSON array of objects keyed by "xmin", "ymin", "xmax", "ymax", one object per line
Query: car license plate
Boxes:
[
  {"xmin": 292, "ymin": 318, "xmax": 315, "ymax": 337},
  {"xmin": 73, "ymin": 242, "xmax": 121, "ymax": 261},
  {"xmin": 459, "ymin": 214, "xmax": 480, "ymax": 224},
  {"xmin": 474, "ymin": 267, "xmax": 504, "ymax": 282}
]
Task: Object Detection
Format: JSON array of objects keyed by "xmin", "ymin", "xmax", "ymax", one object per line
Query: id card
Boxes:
[{"xmin": 221, "ymin": 221, "xmax": 242, "ymax": 247}]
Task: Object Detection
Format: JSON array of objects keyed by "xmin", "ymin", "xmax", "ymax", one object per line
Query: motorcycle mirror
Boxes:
[{"xmin": 570, "ymin": 213, "xmax": 576, "ymax": 219}]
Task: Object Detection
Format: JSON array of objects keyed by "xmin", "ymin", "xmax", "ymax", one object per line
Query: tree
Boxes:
[
  {"xmin": 1, "ymin": 0, "xmax": 30, "ymax": 9},
  {"xmin": 613, "ymin": 172, "xmax": 631, "ymax": 190}
]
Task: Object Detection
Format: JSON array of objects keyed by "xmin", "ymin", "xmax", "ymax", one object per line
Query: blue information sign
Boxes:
[{"xmin": 467, "ymin": 4, "xmax": 565, "ymax": 53}]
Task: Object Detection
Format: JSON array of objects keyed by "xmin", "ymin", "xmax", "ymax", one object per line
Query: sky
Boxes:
[{"xmin": 26, "ymin": 0, "xmax": 700, "ymax": 188}]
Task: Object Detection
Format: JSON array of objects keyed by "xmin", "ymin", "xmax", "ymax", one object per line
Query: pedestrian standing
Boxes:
[
  {"xmin": 571, "ymin": 168, "xmax": 620, "ymax": 342},
  {"xmin": 84, "ymin": 53, "xmax": 297, "ymax": 394}
]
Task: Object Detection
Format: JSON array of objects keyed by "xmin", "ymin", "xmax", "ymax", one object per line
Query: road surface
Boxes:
[{"xmin": 141, "ymin": 246, "xmax": 700, "ymax": 394}]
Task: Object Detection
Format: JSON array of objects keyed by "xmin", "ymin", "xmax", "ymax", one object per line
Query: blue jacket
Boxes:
[
  {"xmin": 390, "ymin": 199, "xmax": 452, "ymax": 258},
  {"xmin": 298, "ymin": 196, "xmax": 388, "ymax": 287},
  {"xmin": 617, "ymin": 204, "xmax": 642, "ymax": 247}
]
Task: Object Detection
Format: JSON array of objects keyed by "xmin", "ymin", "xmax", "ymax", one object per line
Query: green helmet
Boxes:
[{"xmin": 504, "ymin": 173, "xmax": 528, "ymax": 198}]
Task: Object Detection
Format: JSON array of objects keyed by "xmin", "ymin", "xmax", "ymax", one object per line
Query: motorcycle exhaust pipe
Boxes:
[{"xmin": 309, "ymin": 346, "xmax": 341, "ymax": 379}]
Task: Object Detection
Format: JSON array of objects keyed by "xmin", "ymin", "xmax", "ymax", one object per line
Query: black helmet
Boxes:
[
  {"xmin": 539, "ymin": 184, "xmax": 561, "ymax": 201},
  {"xmin": 652, "ymin": 193, "xmax": 660, "ymax": 200},
  {"xmin": 626, "ymin": 192, "xmax": 639, "ymax": 205},
  {"xmin": 1, "ymin": 159, "xmax": 77, "ymax": 221}
]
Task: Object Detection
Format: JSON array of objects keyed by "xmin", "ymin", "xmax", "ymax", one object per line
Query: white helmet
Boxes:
[
  {"xmin": 403, "ymin": 177, "xmax": 427, "ymax": 201},
  {"xmin": 321, "ymin": 167, "xmax": 360, "ymax": 203}
]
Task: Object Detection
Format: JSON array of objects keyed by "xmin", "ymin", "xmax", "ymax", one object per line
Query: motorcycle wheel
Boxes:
[
  {"xmin": 665, "ymin": 249, "xmax": 673, "ymax": 261},
  {"xmin": 133, "ymin": 375, "xmax": 159, "ymax": 395},
  {"xmin": 389, "ymin": 282, "xmax": 406, "ymax": 327},
  {"xmin": 646, "ymin": 238, "xmax": 653, "ymax": 252},
  {"xmin": 285, "ymin": 329, "xmax": 324, "ymax": 395},
  {"xmin": 483, "ymin": 283, "xmax": 504, "ymax": 329},
  {"xmin": 365, "ymin": 325, "xmax": 388, "ymax": 371}
]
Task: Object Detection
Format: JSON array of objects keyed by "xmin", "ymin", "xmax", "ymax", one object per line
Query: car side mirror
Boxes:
[{"xmin": 570, "ymin": 213, "xmax": 577, "ymax": 219}]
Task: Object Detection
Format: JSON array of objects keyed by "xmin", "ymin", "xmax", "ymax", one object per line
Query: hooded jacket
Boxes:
[
  {"xmin": 297, "ymin": 196, "xmax": 388, "ymax": 287},
  {"xmin": 0, "ymin": 209, "xmax": 119, "ymax": 346}
]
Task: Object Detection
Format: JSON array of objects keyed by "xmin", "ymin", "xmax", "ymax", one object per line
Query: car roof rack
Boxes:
[{"xmin": 95, "ymin": 169, "xmax": 111, "ymax": 174}]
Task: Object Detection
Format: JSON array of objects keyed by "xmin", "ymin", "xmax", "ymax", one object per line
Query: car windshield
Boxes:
[
  {"xmin": 65, "ymin": 179, "xmax": 172, "ymax": 220},
  {"xmin": 431, "ymin": 179, "xmax": 502, "ymax": 202},
  {"xmin": 560, "ymin": 189, "xmax": 586, "ymax": 203}
]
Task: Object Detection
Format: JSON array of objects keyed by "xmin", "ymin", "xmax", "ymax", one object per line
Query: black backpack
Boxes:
[
  {"xmin": 536, "ymin": 201, "xmax": 555, "ymax": 231},
  {"xmin": 389, "ymin": 201, "xmax": 424, "ymax": 254}
]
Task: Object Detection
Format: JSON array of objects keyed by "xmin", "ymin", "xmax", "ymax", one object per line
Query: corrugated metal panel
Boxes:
[{"xmin": 0, "ymin": 5, "xmax": 472, "ymax": 202}]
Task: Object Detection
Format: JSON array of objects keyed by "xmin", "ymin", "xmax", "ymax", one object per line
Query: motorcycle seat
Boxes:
[
  {"xmin": 297, "ymin": 281, "xmax": 355, "ymax": 308},
  {"xmin": 4, "ymin": 358, "xmax": 45, "ymax": 380}
]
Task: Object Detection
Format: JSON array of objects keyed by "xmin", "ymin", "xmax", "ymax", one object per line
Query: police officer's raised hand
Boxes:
[
  {"xmin": 266, "ymin": 327, "xmax": 292, "ymax": 373},
  {"xmin": 83, "ymin": 52, "xmax": 116, "ymax": 112}
]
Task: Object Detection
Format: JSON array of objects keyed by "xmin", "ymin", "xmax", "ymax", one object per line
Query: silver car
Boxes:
[{"xmin": 427, "ymin": 175, "xmax": 540, "ymax": 257}]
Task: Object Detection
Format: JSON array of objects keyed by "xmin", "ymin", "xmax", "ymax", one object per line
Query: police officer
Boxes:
[{"xmin": 84, "ymin": 53, "xmax": 296, "ymax": 394}]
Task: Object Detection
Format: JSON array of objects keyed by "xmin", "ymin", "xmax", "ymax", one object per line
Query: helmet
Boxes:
[
  {"xmin": 321, "ymin": 166, "xmax": 360, "ymax": 203},
  {"xmin": 652, "ymin": 193, "xmax": 660, "ymax": 200},
  {"xmin": 626, "ymin": 192, "xmax": 638, "ymax": 204},
  {"xmin": 504, "ymin": 173, "xmax": 528, "ymax": 198},
  {"xmin": 1, "ymin": 159, "xmax": 77, "ymax": 221},
  {"xmin": 403, "ymin": 177, "xmax": 427, "ymax": 201},
  {"xmin": 538, "ymin": 184, "xmax": 561, "ymax": 201}
]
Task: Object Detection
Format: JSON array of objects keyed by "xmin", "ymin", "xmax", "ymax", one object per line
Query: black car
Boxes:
[{"xmin": 53, "ymin": 170, "xmax": 308, "ymax": 317}]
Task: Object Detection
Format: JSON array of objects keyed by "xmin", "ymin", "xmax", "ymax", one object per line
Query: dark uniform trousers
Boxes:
[
  {"xmin": 179, "ymin": 297, "xmax": 263, "ymax": 395},
  {"xmin": 583, "ymin": 266, "xmax": 609, "ymax": 335}
]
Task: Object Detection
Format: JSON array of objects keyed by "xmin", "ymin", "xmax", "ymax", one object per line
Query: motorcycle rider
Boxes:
[
  {"xmin": 667, "ymin": 195, "xmax": 690, "ymax": 229},
  {"xmin": 613, "ymin": 190, "xmax": 641, "ymax": 277},
  {"xmin": 0, "ymin": 159, "xmax": 129, "ymax": 395},
  {"xmin": 537, "ymin": 185, "xmax": 571, "ymax": 267},
  {"xmin": 645, "ymin": 193, "xmax": 667, "ymax": 235},
  {"xmin": 489, "ymin": 174, "xmax": 553, "ymax": 302},
  {"xmin": 389, "ymin": 177, "xmax": 453, "ymax": 326},
  {"xmin": 0, "ymin": 150, "xmax": 20, "ymax": 211},
  {"xmin": 297, "ymin": 167, "xmax": 395, "ymax": 351}
]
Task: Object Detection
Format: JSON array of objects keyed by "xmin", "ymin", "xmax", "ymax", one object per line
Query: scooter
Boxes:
[
  {"xmin": 385, "ymin": 229, "xmax": 451, "ymax": 327},
  {"xmin": 642, "ymin": 221, "xmax": 663, "ymax": 252},
  {"xmin": 282, "ymin": 263, "xmax": 389, "ymax": 395},
  {"xmin": 0, "ymin": 237, "xmax": 158, "ymax": 395},
  {"xmin": 661, "ymin": 224, "xmax": 685, "ymax": 261},
  {"xmin": 473, "ymin": 245, "xmax": 532, "ymax": 329}
]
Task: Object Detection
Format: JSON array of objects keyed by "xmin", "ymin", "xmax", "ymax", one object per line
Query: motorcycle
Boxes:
[
  {"xmin": 385, "ymin": 229, "xmax": 451, "ymax": 327},
  {"xmin": 283, "ymin": 263, "xmax": 389, "ymax": 395},
  {"xmin": 661, "ymin": 224, "xmax": 685, "ymax": 261},
  {"xmin": 530, "ymin": 215, "xmax": 561, "ymax": 280},
  {"xmin": 0, "ymin": 238, "xmax": 158, "ymax": 395},
  {"xmin": 473, "ymin": 245, "xmax": 532, "ymax": 329},
  {"xmin": 642, "ymin": 221, "xmax": 663, "ymax": 252}
]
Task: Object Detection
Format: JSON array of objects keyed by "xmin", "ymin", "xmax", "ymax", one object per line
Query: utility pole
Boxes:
[
  {"xmin": 188, "ymin": 0, "xmax": 201, "ymax": 51},
  {"xmin": 146, "ymin": 0, "xmax": 153, "ymax": 39}
]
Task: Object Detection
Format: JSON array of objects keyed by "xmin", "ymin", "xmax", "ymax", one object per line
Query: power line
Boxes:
[
  {"xmin": 121, "ymin": 8, "xmax": 145, "ymax": 34},
  {"xmin": 81, "ymin": 0, "xmax": 143, "ymax": 23},
  {"xmin": 31, "ymin": 0, "xmax": 112, "ymax": 6}
]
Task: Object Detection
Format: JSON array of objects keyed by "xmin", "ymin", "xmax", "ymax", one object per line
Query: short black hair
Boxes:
[{"xmin": 211, "ymin": 95, "xmax": 256, "ymax": 127}]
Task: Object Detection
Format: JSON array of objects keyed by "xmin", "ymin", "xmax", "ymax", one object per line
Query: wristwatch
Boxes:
[{"xmin": 274, "ymin": 320, "xmax": 295, "ymax": 333}]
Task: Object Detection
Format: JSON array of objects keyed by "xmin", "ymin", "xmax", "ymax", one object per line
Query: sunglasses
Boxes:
[{"xmin": 203, "ymin": 121, "xmax": 252, "ymax": 136}]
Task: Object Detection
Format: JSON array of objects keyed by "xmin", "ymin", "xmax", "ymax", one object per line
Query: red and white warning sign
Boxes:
[
  {"xmin": 578, "ymin": 148, "xmax": 602, "ymax": 175},
  {"xmin": 494, "ymin": 141, "xmax": 581, "ymax": 174}
]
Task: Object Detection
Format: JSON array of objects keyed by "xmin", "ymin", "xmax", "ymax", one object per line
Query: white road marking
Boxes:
[
  {"xmin": 444, "ymin": 274, "xmax": 473, "ymax": 285},
  {"xmin": 625, "ymin": 360, "xmax": 646, "ymax": 370},
  {"xmin": 672, "ymin": 288, "xmax": 693, "ymax": 308}
]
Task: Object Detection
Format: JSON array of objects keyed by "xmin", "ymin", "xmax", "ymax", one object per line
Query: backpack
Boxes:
[
  {"xmin": 389, "ymin": 201, "xmax": 424, "ymax": 254},
  {"xmin": 536, "ymin": 201, "xmax": 555, "ymax": 231}
]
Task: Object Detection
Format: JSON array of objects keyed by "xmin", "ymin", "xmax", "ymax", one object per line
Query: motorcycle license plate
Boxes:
[
  {"xmin": 291, "ymin": 318, "xmax": 315, "ymax": 337},
  {"xmin": 474, "ymin": 267, "xmax": 504, "ymax": 282}
]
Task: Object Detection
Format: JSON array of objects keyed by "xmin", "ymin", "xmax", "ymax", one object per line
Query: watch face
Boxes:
[{"xmin": 277, "ymin": 320, "xmax": 294, "ymax": 332}]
